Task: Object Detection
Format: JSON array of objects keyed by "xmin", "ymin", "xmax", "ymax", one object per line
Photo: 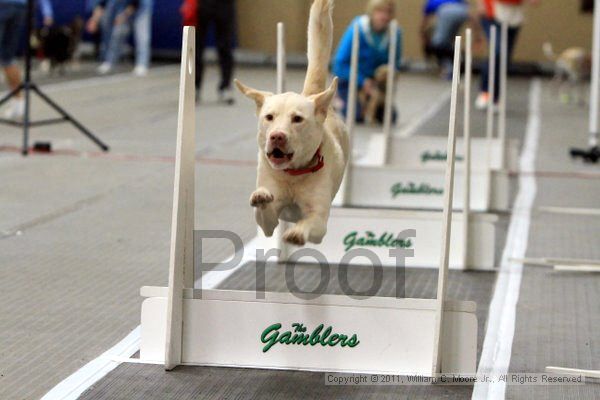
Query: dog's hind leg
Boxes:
[
  {"xmin": 282, "ymin": 195, "xmax": 331, "ymax": 246},
  {"xmin": 283, "ymin": 209, "xmax": 329, "ymax": 246}
]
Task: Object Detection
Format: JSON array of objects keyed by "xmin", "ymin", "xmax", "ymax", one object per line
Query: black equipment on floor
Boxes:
[{"xmin": 570, "ymin": 146, "xmax": 600, "ymax": 163}]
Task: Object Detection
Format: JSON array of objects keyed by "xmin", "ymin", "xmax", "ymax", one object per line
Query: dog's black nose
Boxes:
[{"xmin": 269, "ymin": 132, "xmax": 287, "ymax": 146}]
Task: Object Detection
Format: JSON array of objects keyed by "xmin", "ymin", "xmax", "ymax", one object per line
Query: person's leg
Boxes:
[
  {"xmin": 99, "ymin": 0, "xmax": 117, "ymax": 62},
  {"xmin": 214, "ymin": 0, "xmax": 235, "ymax": 92},
  {"xmin": 337, "ymin": 80, "xmax": 363, "ymax": 123},
  {"xmin": 507, "ymin": 26, "xmax": 520, "ymax": 64},
  {"xmin": 490, "ymin": 23, "xmax": 519, "ymax": 102},
  {"xmin": 103, "ymin": 1, "xmax": 133, "ymax": 71},
  {"xmin": 336, "ymin": 80, "xmax": 350, "ymax": 118},
  {"xmin": 0, "ymin": 4, "xmax": 27, "ymax": 118},
  {"xmin": 0, "ymin": 7, "xmax": 10, "ymax": 88},
  {"xmin": 4, "ymin": 65, "xmax": 21, "ymax": 93},
  {"xmin": 479, "ymin": 17, "xmax": 495, "ymax": 95},
  {"xmin": 103, "ymin": 21, "xmax": 131, "ymax": 70},
  {"xmin": 490, "ymin": 25, "xmax": 520, "ymax": 103},
  {"xmin": 133, "ymin": 0, "xmax": 152, "ymax": 72},
  {"xmin": 430, "ymin": 3, "xmax": 469, "ymax": 72},
  {"xmin": 1, "ymin": 6, "xmax": 25, "ymax": 90},
  {"xmin": 195, "ymin": 4, "xmax": 210, "ymax": 93}
]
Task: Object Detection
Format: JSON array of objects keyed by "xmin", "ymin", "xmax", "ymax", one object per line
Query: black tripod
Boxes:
[{"xmin": 0, "ymin": 0, "xmax": 109, "ymax": 155}]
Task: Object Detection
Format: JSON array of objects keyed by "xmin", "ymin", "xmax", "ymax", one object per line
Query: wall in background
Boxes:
[
  {"xmin": 237, "ymin": 0, "xmax": 595, "ymax": 64},
  {"xmin": 49, "ymin": 0, "xmax": 594, "ymax": 64}
]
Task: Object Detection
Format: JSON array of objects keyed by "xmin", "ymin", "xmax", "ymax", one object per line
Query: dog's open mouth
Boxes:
[{"xmin": 267, "ymin": 148, "xmax": 294, "ymax": 166}]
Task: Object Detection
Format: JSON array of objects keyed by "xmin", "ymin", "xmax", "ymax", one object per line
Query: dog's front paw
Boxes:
[
  {"xmin": 250, "ymin": 188, "xmax": 274, "ymax": 208},
  {"xmin": 283, "ymin": 227, "xmax": 307, "ymax": 247}
]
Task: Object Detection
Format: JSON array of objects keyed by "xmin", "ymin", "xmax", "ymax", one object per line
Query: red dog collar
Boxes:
[{"xmin": 284, "ymin": 147, "xmax": 324, "ymax": 176}]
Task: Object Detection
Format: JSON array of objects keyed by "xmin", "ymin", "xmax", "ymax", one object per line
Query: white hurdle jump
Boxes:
[
  {"xmin": 139, "ymin": 27, "xmax": 478, "ymax": 377},
  {"xmin": 267, "ymin": 27, "xmax": 496, "ymax": 270},
  {"xmin": 342, "ymin": 22, "xmax": 515, "ymax": 213}
]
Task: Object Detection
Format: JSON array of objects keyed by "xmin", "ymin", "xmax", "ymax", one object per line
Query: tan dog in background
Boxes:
[
  {"xmin": 543, "ymin": 43, "xmax": 591, "ymax": 105},
  {"xmin": 235, "ymin": 0, "xmax": 349, "ymax": 246},
  {"xmin": 358, "ymin": 65, "xmax": 390, "ymax": 124}
]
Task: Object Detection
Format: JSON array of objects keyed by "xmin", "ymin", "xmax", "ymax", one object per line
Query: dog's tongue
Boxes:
[
  {"xmin": 270, "ymin": 156, "xmax": 288, "ymax": 166},
  {"xmin": 268, "ymin": 148, "xmax": 293, "ymax": 166}
]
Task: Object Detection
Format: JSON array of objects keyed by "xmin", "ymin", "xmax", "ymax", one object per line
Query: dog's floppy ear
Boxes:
[
  {"xmin": 310, "ymin": 77, "xmax": 338, "ymax": 121},
  {"xmin": 234, "ymin": 79, "xmax": 273, "ymax": 113}
]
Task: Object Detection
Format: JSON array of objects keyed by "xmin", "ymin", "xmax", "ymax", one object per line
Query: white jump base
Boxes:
[
  {"xmin": 348, "ymin": 132, "xmax": 513, "ymax": 212},
  {"xmin": 140, "ymin": 288, "xmax": 477, "ymax": 376},
  {"xmin": 389, "ymin": 136, "xmax": 519, "ymax": 172},
  {"xmin": 334, "ymin": 163, "xmax": 493, "ymax": 212},
  {"xmin": 264, "ymin": 207, "xmax": 497, "ymax": 270}
]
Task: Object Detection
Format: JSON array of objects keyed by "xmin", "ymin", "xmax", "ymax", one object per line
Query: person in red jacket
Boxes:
[
  {"xmin": 180, "ymin": 0, "xmax": 197, "ymax": 26},
  {"xmin": 475, "ymin": 0, "xmax": 539, "ymax": 110}
]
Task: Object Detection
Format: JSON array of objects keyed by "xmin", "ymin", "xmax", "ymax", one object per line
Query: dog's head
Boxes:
[{"xmin": 235, "ymin": 78, "xmax": 337, "ymax": 170}]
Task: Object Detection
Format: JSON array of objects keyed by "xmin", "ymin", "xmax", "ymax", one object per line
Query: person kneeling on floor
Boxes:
[{"xmin": 332, "ymin": 0, "xmax": 403, "ymax": 124}]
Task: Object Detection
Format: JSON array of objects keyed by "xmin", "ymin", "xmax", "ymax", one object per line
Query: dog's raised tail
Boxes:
[{"xmin": 302, "ymin": 0, "xmax": 334, "ymax": 96}]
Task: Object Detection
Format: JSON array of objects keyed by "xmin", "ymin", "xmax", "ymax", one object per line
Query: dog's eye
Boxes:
[
  {"xmin": 292, "ymin": 115, "xmax": 304, "ymax": 124},
  {"xmin": 265, "ymin": 114, "xmax": 274, "ymax": 122}
]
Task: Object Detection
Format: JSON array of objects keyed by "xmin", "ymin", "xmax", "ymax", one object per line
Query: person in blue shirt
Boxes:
[
  {"xmin": 0, "ymin": 0, "xmax": 54, "ymax": 120},
  {"xmin": 332, "ymin": 0, "xmax": 402, "ymax": 123},
  {"xmin": 421, "ymin": 0, "xmax": 473, "ymax": 79}
]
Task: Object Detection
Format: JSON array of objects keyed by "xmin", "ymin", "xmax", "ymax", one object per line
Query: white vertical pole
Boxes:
[
  {"xmin": 383, "ymin": 19, "xmax": 398, "ymax": 164},
  {"xmin": 589, "ymin": 0, "xmax": 600, "ymax": 147},
  {"xmin": 165, "ymin": 26, "xmax": 196, "ymax": 370},
  {"xmin": 486, "ymin": 25, "xmax": 497, "ymax": 170},
  {"xmin": 432, "ymin": 36, "xmax": 461, "ymax": 376},
  {"xmin": 498, "ymin": 22, "xmax": 508, "ymax": 170},
  {"xmin": 277, "ymin": 22, "xmax": 286, "ymax": 94},
  {"xmin": 275, "ymin": 22, "xmax": 289, "ymax": 261},
  {"xmin": 486, "ymin": 25, "xmax": 498, "ymax": 134},
  {"xmin": 462, "ymin": 29, "xmax": 472, "ymax": 270},
  {"xmin": 340, "ymin": 24, "xmax": 360, "ymax": 206}
]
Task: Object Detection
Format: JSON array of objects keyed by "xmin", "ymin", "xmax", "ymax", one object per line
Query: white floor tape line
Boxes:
[
  {"xmin": 40, "ymin": 238, "xmax": 258, "ymax": 400},
  {"xmin": 40, "ymin": 327, "xmax": 141, "ymax": 400},
  {"xmin": 472, "ymin": 79, "xmax": 541, "ymax": 400}
]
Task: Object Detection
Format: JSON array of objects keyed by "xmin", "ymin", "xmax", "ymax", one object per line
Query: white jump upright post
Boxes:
[
  {"xmin": 164, "ymin": 26, "xmax": 196, "ymax": 370},
  {"xmin": 498, "ymin": 22, "xmax": 508, "ymax": 170},
  {"xmin": 462, "ymin": 29, "xmax": 472, "ymax": 269},
  {"xmin": 486, "ymin": 25, "xmax": 497, "ymax": 168},
  {"xmin": 339, "ymin": 23, "xmax": 360, "ymax": 206},
  {"xmin": 589, "ymin": 0, "xmax": 600, "ymax": 148},
  {"xmin": 432, "ymin": 36, "xmax": 461, "ymax": 375},
  {"xmin": 277, "ymin": 22, "xmax": 286, "ymax": 94},
  {"xmin": 383, "ymin": 19, "xmax": 398, "ymax": 164},
  {"xmin": 275, "ymin": 22, "xmax": 290, "ymax": 261}
]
